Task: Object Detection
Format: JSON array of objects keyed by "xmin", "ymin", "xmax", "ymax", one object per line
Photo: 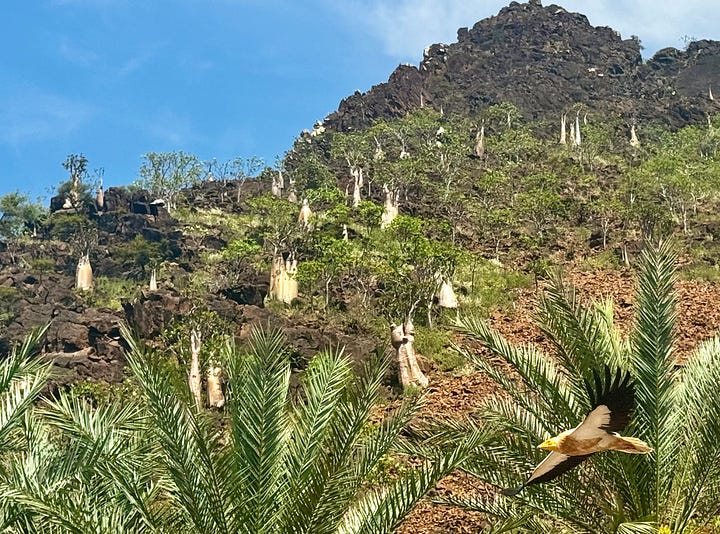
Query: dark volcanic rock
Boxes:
[
  {"xmin": 122, "ymin": 289, "xmax": 190, "ymax": 339},
  {"xmin": 324, "ymin": 1, "xmax": 719, "ymax": 132},
  {"xmin": 221, "ymin": 280, "xmax": 268, "ymax": 307}
]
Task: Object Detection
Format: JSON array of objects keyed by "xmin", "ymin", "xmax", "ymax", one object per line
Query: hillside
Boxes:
[
  {"xmin": 2, "ymin": 1, "xmax": 720, "ymax": 532},
  {"xmin": 326, "ymin": 0, "xmax": 720, "ymax": 132}
]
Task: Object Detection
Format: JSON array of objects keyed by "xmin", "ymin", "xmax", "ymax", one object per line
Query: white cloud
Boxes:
[
  {"xmin": 333, "ymin": 0, "xmax": 720, "ymax": 61},
  {"xmin": 0, "ymin": 85, "xmax": 93, "ymax": 145},
  {"xmin": 564, "ymin": 0, "xmax": 720, "ymax": 54}
]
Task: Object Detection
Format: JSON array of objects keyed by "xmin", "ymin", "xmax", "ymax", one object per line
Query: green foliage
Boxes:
[
  {"xmin": 0, "ymin": 286, "xmax": 20, "ymax": 326},
  {"xmin": 160, "ymin": 308, "xmax": 232, "ymax": 370},
  {"xmin": 0, "ymin": 192, "xmax": 46, "ymax": 241},
  {"xmin": 56, "ymin": 153, "xmax": 95, "ymax": 211},
  {"xmin": 456, "ymin": 259, "xmax": 531, "ymax": 318},
  {"xmin": 28, "ymin": 257, "xmax": 56, "ymax": 272},
  {"xmin": 353, "ymin": 201, "xmax": 383, "ymax": 232},
  {"xmin": 78, "ymin": 276, "xmax": 139, "ymax": 310},
  {"xmin": 111, "ymin": 235, "xmax": 169, "ymax": 277},
  {"xmin": 414, "ymin": 327, "xmax": 465, "ymax": 372},
  {"xmin": 136, "ymin": 151, "xmax": 204, "ymax": 211},
  {"xmin": 246, "ymin": 194, "xmax": 302, "ymax": 255},
  {"xmin": 377, "ymin": 215, "xmax": 463, "ymax": 321},
  {"xmin": 0, "ymin": 323, "xmax": 486, "ymax": 533},
  {"xmin": 222, "ymin": 237, "xmax": 263, "ymax": 260},
  {"xmin": 48, "ymin": 213, "xmax": 98, "ymax": 256},
  {"xmin": 290, "ymin": 151, "xmax": 336, "ymax": 192},
  {"xmin": 68, "ymin": 378, "xmax": 143, "ymax": 407}
]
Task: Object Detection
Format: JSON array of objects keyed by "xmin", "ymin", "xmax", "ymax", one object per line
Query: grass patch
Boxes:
[
  {"xmin": 458, "ymin": 259, "xmax": 532, "ymax": 317},
  {"xmin": 414, "ymin": 326, "xmax": 465, "ymax": 372},
  {"xmin": 78, "ymin": 276, "xmax": 140, "ymax": 310},
  {"xmin": 681, "ymin": 263, "xmax": 720, "ymax": 282},
  {"xmin": 578, "ymin": 248, "xmax": 623, "ymax": 271}
]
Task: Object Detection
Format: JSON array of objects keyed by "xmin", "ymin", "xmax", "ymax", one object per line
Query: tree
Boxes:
[
  {"xmin": 296, "ymin": 236, "xmax": 354, "ymax": 309},
  {"xmin": 514, "ymin": 172, "xmax": 565, "ymax": 242},
  {"xmin": 57, "ymin": 154, "xmax": 94, "ymax": 212},
  {"xmin": 0, "ymin": 192, "xmax": 46, "ymax": 263},
  {"xmin": 422, "ymin": 242, "xmax": 720, "ymax": 532},
  {"xmin": 136, "ymin": 151, "xmax": 204, "ymax": 212},
  {"xmin": 330, "ymin": 131, "xmax": 370, "ymax": 207},
  {"xmin": 379, "ymin": 215, "xmax": 461, "ymax": 327}
]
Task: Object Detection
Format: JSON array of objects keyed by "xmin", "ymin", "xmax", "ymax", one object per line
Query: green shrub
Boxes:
[
  {"xmin": 28, "ymin": 257, "xmax": 56, "ymax": 272},
  {"xmin": 681, "ymin": 263, "xmax": 720, "ymax": 282},
  {"xmin": 414, "ymin": 326, "xmax": 465, "ymax": 372},
  {"xmin": 457, "ymin": 259, "xmax": 532, "ymax": 317},
  {"xmin": 78, "ymin": 276, "xmax": 139, "ymax": 310}
]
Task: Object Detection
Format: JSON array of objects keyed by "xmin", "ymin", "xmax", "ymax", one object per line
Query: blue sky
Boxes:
[{"xmin": 1, "ymin": 0, "xmax": 719, "ymax": 202}]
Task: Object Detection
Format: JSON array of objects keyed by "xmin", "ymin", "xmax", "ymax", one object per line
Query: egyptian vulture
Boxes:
[{"xmin": 503, "ymin": 368, "xmax": 652, "ymax": 496}]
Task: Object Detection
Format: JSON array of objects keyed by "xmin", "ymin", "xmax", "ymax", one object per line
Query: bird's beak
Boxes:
[{"xmin": 537, "ymin": 440, "xmax": 554, "ymax": 450}]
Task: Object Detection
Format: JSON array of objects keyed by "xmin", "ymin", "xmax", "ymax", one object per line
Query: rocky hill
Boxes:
[{"xmin": 326, "ymin": 0, "xmax": 720, "ymax": 132}]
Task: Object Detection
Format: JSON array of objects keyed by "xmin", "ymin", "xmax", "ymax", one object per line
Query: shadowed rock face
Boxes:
[{"xmin": 325, "ymin": 1, "xmax": 720, "ymax": 132}]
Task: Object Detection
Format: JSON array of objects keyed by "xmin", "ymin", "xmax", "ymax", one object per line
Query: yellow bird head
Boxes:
[{"xmin": 537, "ymin": 437, "xmax": 560, "ymax": 451}]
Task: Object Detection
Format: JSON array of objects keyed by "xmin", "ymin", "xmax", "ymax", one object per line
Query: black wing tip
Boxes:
[
  {"xmin": 587, "ymin": 366, "xmax": 634, "ymax": 408},
  {"xmin": 501, "ymin": 486, "xmax": 523, "ymax": 497}
]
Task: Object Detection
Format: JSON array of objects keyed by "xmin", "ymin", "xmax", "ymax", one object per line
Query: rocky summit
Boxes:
[{"xmin": 326, "ymin": 1, "xmax": 720, "ymax": 132}]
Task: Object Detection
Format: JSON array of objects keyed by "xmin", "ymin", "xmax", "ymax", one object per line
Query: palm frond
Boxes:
[
  {"xmin": 630, "ymin": 241, "xmax": 680, "ymax": 515},
  {"xmin": 225, "ymin": 327, "xmax": 290, "ymax": 534},
  {"xmin": 338, "ymin": 437, "xmax": 479, "ymax": 534},
  {"xmin": 453, "ymin": 316, "xmax": 581, "ymax": 431},
  {"xmin": 123, "ymin": 323, "xmax": 230, "ymax": 533},
  {"xmin": 537, "ymin": 273, "xmax": 623, "ymax": 378},
  {"xmin": 665, "ymin": 334, "xmax": 720, "ymax": 531},
  {"xmin": 0, "ymin": 325, "xmax": 51, "ymax": 454}
]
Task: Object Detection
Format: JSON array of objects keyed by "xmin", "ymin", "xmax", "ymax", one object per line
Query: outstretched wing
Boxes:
[
  {"xmin": 502, "ymin": 451, "xmax": 593, "ymax": 496},
  {"xmin": 584, "ymin": 367, "xmax": 635, "ymax": 433}
]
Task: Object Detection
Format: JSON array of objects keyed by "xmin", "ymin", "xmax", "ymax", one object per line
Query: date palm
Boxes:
[
  {"xmin": 0, "ymin": 326, "xmax": 480, "ymax": 533},
  {"xmin": 416, "ymin": 242, "xmax": 720, "ymax": 533}
]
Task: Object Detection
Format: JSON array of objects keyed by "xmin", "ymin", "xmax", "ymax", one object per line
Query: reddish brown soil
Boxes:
[{"xmin": 395, "ymin": 268, "xmax": 720, "ymax": 533}]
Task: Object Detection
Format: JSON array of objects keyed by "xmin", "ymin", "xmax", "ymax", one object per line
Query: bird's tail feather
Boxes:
[{"xmin": 616, "ymin": 436, "xmax": 653, "ymax": 454}]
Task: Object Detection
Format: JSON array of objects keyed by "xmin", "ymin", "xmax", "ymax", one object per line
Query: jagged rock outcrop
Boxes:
[
  {"xmin": 0, "ymin": 267, "xmax": 125, "ymax": 387},
  {"xmin": 325, "ymin": 1, "xmax": 720, "ymax": 132}
]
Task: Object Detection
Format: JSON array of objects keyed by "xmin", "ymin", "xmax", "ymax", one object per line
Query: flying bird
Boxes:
[{"xmin": 503, "ymin": 368, "xmax": 652, "ymax": 496}]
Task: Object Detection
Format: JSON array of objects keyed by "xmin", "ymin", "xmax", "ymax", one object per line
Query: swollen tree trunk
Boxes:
[
  {"xmin": 391, "ymin": 320, "xmax": 428, "ymax": 390},
  {"xmin": 559, "ymin": 114, "xmax": 567, "ymax": 145},
  {"xmin": 352, "ymin": 167, "xmax": 364, "ymax": 207},
  {"xmin": 270, "ymin": 257, "xmax": 298, "ymax": 304},
  {"xmin": 574, "ymin": 112, "xmax": 581, "ymax": 146},
  {"xmin": 269, "ymin": 255, "xmax": 283, "ymax": 301},
  {"xmin": 206, "ymin": 363, "xmax": 225, "ymax": 408},
  {"xmin": 189, "ymin": 328, "xmax": 202, "ymax": 409},
  {"xmin": 149, "ymin": 268, "xmax": 158, "ymax": 291},
  {"xmin": 287, "ymin": 176, "xmax": 297, "ymax": 203},
  {"xmin": 438, "ymin": 280, "xmax": 458, "ymax": 309},
  {"xmin": 283, "ymin": 260, "xmax": 298, "ymax": 304},
  {"xmin": 474, "ymin": 124, "xmax": 485, "ymax": 157},
  {"xmin": 380, "ymin": 184, "xmax": 399, "ymax": 229},
  {"xmin": 96, "ymin": 186, "xmax": 104, "ymax": 211},
  {"xmin": 271, "ymin": 171, "xmax": 284, "ymax": 198},
  {"xmin": 630, "ymin": 123, "xmax": 640, "ymax": 148},
  {"xmin": 298, "ymin": 199, "xmax": 313, "ymax": 228},
  {"xmin": 75, "ymin": 254, "xmax": 93, "ymax": 291}
]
